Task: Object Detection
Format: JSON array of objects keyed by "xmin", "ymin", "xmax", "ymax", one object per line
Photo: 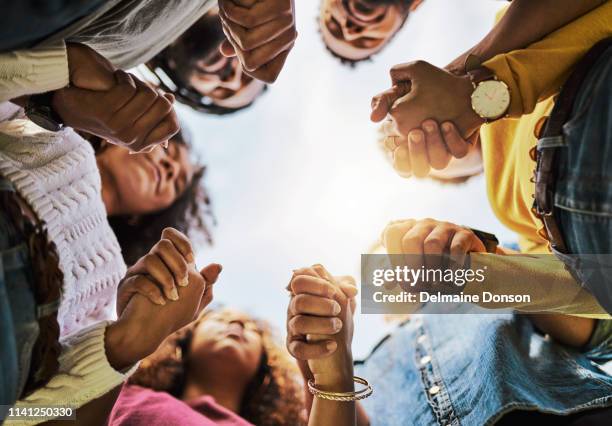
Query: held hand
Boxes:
[
  {"xmin": 381, "ymin": 119, "xmax": 477, "ymax": 178},
  {"xmin": 106, "ymin": 262, "xmax": 222, "ymax": 371},
  {"xmin": 286, "ymin": 264, "xmax": 357, "ymax": 386},
  {"xmin": 218, "ymin": 0, "xmax": 297, "ymax": 83},
  {"xmin": 371, "ymin": 60, "xmax": 484, "ymax": 140},
  {"xmin": 54, "ymin": 46, "xmax": 179, "ymax": 152},
  {"xmin": 117, "ymin": 228, "xmax": 196, "ymax": 315},
  {"xmin": 382, "ymin": 218, "xmax": 486, "ymax": 271}
]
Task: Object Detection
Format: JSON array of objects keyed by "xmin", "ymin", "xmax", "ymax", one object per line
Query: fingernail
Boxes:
[
  {"xmin": 128, "ymin": 151, "xmax": 137, "ymax": 155},
  {"xmin": 179, "ymin": 277, "xmax": 189, "ymax": 287},
  {"xmin": 163, "ymin": 140, "xmax": 169, "ymax": 149},
  {"xmin": 156, "ymin": 297, "xmax": 166, "ymax": 306},
  {"xmin": 326, "ymin": 341, "xmax": 337, "ymax": 351},
  {"xmin": 442, "ymin": 123, "xmax": 452, "ymax": 133},
  {"xmin": 169, "ymin": 287, "xmax": 179, "ymax": 301},
  {"xmin": 424, "ymin": 122, "xmax": 434, "ymax": 132},
  {"xmin": 409, "ymin": 132, "xmax": 422, "ymax": 143},
  {"xmin": 332, "ymin": 302, "xmax": 341, "ymax": 315},
  {"xmin": 215, "ymin": 263, "xmax": 223, "ymax": 273},
  {"xmin": 332, "ymin": 318, "xmax": 342, "ymax": 331},
  {"xmin": 186, "ymin": 253, "xmax": 195, "ymax": 264}
]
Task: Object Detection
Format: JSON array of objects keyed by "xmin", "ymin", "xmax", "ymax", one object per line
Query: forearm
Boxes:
[
  {"xmin": 448, "ymin": 0, "xmax": 606, "ymax": 74},
  {"xmin": 468, "ymin": 253, "xmax": 610, "ymax": 317},
  {"xmin": 308, "ymin": 371, "xmax": 356, "ymax": 426}
]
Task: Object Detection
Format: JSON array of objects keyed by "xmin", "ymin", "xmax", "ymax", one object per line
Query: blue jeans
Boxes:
[
  {"xmin": 553, "ymin": 45, "xmax": 612, "ymax": 313},
  {"xmin": 0, "ymin": 183, "xmax": 38, "ymax": 413},
  {"xmin": 355, "ymin": 314, "xmax": 612, "ymax": 426}
]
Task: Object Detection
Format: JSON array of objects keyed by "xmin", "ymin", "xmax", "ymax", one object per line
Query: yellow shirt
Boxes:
[{"xmin": 478, "ymin": 2, "xmax": 612, "ymax": 318}]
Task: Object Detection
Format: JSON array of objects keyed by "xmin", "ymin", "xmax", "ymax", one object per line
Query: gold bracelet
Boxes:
[{"xmin": 307, "ymin": 376, "xmax": 373, "ymax": 402}]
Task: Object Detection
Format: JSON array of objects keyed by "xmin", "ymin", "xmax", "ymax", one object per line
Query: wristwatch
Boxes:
[
  {"xmin": 468, "ymin": 228, "xmax": 499, "ymax": 254},
  {"xmin": 467, "ymin": 66, "xmax": 511, "ymax": 122},
  {"xmin": 25, "ymin": 92, "xmax": 64, "ymax": 132}
]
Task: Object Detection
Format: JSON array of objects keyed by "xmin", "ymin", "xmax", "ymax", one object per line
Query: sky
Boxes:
[{"xmin": 176, "ymin": 0, "xmax": 512, "ymax": 358}]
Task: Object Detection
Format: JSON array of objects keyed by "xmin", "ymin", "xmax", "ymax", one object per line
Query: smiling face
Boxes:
[
  {"xmin": 188, "ymin": 51, "xmax": 266, "ymax": 109},
  {"xmin": 188, "ymin": 309, "xmax": 264, "ymax": 383},
  {"xmin": 97, "ymin": 140, "xmax": 194, "ymax": 217},
  {"xmin": 320, "ymin": 0, "xmax": 417, "ymax": 62}
]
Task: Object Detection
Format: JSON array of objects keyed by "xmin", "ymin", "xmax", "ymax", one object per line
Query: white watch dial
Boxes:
[{"xmin": 471, "ymin": 80, "xmax": 510, "ymax": 120}]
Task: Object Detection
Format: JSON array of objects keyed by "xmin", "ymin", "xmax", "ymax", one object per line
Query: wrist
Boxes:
[
  {"xmin": 459, "ymin": 75, "xmax": 486, "ymax": 133},
  {"xmin": 105, "ymin": 319, "xmax": 158, "ymax": 371}
]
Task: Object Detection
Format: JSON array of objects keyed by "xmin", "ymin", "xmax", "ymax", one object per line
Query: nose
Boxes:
[
  {"xmin": 218, "ymin": 59, "xmax": 243, "ymax": 91},
  {"xmin": 160, "ymin": 154, "xmax": 180, "ymax": 182}
]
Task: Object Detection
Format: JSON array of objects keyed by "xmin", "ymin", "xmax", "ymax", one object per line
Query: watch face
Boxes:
[{"xmin": 471, "ymin": 80, "xmax": 510, "ymax": 120}]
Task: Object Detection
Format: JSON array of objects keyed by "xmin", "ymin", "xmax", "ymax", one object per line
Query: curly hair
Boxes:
[
  {"xmin": 129, "ymin": 309, "xmax": 307, "ymax": 426},
  {"xmin": 106, "ymin": 128, "xmax": 214, "ymax": 266}
]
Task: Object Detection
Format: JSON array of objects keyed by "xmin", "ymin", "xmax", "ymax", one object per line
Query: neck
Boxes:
[{"xmin": 182, "ymin": 375, "xmax": 246, "ymax": 415}]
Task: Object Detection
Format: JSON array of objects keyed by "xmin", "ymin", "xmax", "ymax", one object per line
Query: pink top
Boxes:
[{"xmin": 110, "ymin": 384, "xmax": 254, "ymax": 426}]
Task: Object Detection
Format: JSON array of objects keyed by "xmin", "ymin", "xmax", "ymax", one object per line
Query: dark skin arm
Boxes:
[{"xmin": 447, "ymin": 0, "xmax": 608, "ymax": 74}]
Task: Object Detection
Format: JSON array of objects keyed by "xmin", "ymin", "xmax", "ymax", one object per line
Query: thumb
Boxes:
[
  {"xmin": 67, "ymin": 43, "xmax": 116, "ymax": 91},
  {"xmin": 200, "ymin": 263, "xmax": 223, "ymax": 285},
  {"xmin": 370, "ymin": 84, "xmax": 410, "ymax": 122},
  {"xmin": 389, "ymin": 61, "xmax": 430, "ymax": 86}
]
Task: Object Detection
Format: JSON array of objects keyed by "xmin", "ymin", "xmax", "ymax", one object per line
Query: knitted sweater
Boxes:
[
  {"xmin": 0, "ymin": 103, "xmax": 132, "ymax": 424},
  {"xmin": 0, "ymin": 0, "xmax": 216, "ymax": 102}
]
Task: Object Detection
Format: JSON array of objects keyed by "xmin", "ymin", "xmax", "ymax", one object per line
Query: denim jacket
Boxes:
[{"xmin": 355, "ymin": 314, "xmax": 612, "ymax": 426}]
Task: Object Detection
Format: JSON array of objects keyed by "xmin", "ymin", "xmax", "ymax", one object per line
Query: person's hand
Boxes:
[
  {"xmin": 65, "ymin": 42, "xmax": 116, "ymax": 91},
  {"xmin": 382, "ymin": 218, "xmax": 487, "ymax": 272},
  {"xmin": 116, "ymin": 228, "xmax": 196, "ymax": 315},
  {"xmin": 218, "ymin": 0, "xmax": 297, "ymax": 83},
  {"xmin": 286, "ymin": 264, "xmax": 357, "ymax": 389},
  {"xmin": 381, "ymin": 119, "xmax": 478, "ymax": 178},
  {"xmin": 371, "ymin": 60, "xmax": 484, "ymax": 140},
  {"xmin": 105, "ymin": 262, "xmax": 222, "ymax": 371}
]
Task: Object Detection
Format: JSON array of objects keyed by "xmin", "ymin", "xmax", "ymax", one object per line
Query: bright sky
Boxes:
[{"xmin": 179, "ymin": 0, "xmax": 513, "ymax": 358}]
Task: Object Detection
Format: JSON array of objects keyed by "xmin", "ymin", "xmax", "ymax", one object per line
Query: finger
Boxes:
[
  {"xmin": 449, "ymin": 229, "xmax": 486, "ymax": 268},
  {"xmin": 422, "ymin": 120, "xmax": 451, "ymax": 170},
  {"xmin": 408, "ymin": 130, "xmax": 430, "ymax": 178},
  {"xmin": 143, "ymin": 253, "xmax": 179, "ymax": 301},
  {"xmin": 225, "ymin": 24, "xmax": 296, "ymax": 73},
  {"xmin": 221, "ymin": 11, "xmax": 293, "ymax": 51},
  {"xmin": 310, "ymin": 264, "xmax": 334, "ymax": 281},
  {"xmin": 139, "ymin": 111, "xmax": 180, "ymax": 152},
  {"xmin": 288, "ymin": 315, "xmax": 342, "ymax": 335},
  {"xmin": 381, "ymin": 220, "xmax": 416, "ymax": 254},
  {"xmin": 335, "ymin": 275, "xmax": 358, "ymax": 298},
  {"xmin": 219, "ymin": 0, "xmax": 292, "ymax": 28},
  {"xmin": 441, "ymin": 122, "xmax": 471, "ymax": 159},
  {"xmin": 127, "ymin": 96, "xmax": 177, "ymax": 152},
  {"xmin": 371, "ymin": 84, "xmax": 410, "ymax": 122},
  {"xmin": 152, "ymin": 239, "xmax": 189, "ymax": 287},
  {"xmin": 401, "ymin": 222, "xmax": 435, "ymax": 256},
  {"xmin": 289, "ymin": 275, "xmax": 337, "ymax": 299},
  {"xmin": 423, "ymin": 224, "xmax": 454, "ymax": 271},
  {"xmin": 111, "ymin": 75, "xmax": 157, "ymax": 121},
  {"xmin": 198, "ymin": 276, "xmax": 215, "ymax": 313},
  {"xmin": 127, "ymin": 275, "xmax": 166, "ymax": 307},
  {"xmin": 392, "ymin": 145, "xmax": 412, "ymax": 178},
  {"xmin": 288, "ymin": 339, "xmax": 337, "ymax": 360},
  {"xmin": 161, "ymin": 228, "xmax": 195, "ymax": 264},
  {"xmin": 290, "ymin": 294, "xmax": 341, "ymax": 316},
  {"xmin": 200, "ymin": 263, "xmax": 223, "ymax": 285},
  {"xmin": 389, "ymin": 60, "xmax": 430, "ymax": 86}
]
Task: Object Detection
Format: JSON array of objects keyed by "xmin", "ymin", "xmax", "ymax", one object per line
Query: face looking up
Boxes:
[
  {"xmin": 97, "ymin": 140, "xmax": 194, "ymax": 217},
  {"xmin": 188, "ymin": 309, "xmax": 264, "ymax": 383},
  {"xmin": 320, "ymin": 0, "xmax": 423, "ymax": 62},
  {"xmin": 189, "ymin": 50, "xmax": 266, "ymax": 110}
]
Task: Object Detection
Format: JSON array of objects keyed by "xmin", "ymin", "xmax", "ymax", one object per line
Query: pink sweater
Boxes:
[{"xmin": 110, "ymin": 385, "xmax": 254, "ymax": 426}]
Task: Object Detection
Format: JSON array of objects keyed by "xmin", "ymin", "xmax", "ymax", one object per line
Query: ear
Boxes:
[{"xmin": 410, "ymin": 0, "xmax": 425, "ymax": 12}]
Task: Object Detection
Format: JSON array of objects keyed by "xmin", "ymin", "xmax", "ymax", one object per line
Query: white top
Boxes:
[
  {"xmin": 0, "ymin": 103, "xmax": 133, "ymax": 424},
  {"xmin": 0, "ymin": 0, "xmax": 216, "ymax": 102}
]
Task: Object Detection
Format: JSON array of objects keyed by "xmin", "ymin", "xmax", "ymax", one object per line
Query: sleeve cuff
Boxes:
[
  {"xmin": 8, "ymin": 322, "xmax": 138, "ymax": 425},
  {"xmin": 483, "ymin": 55, "xmax": 524, "ymax": 118},
  {"xmin": 0, "ymin": 41, "xmax": 69, "ymax": 102}
]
